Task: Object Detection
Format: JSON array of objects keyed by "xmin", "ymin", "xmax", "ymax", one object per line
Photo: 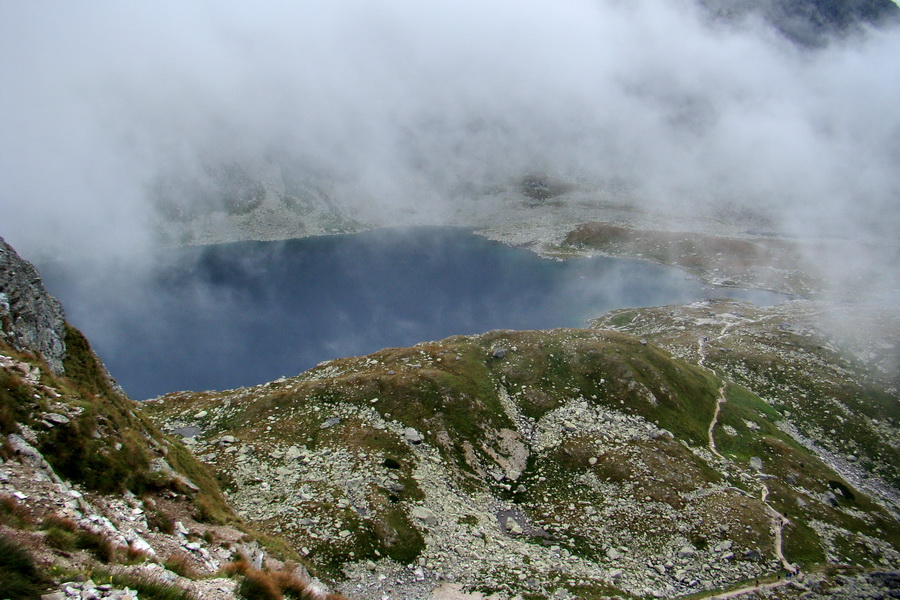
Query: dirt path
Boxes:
[
  {"xmin": 698, "ymin": 335, "xmax": 726, "ymax": 461},
  {"xmin": 698, "ymin": 331, "xmax": 798, "ymax": 579},
  {"xmin": 707, "ymin": 385, "xmax": 726, "ymax": 460},
  {"xmin": 760, "ymin": 483, "xmax": 797, "ymax": 574}
]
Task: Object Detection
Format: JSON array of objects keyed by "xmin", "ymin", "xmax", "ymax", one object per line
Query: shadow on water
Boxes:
[{"xmin": 38, "ymin": 227, "xmax": 786, "ymax": 399}]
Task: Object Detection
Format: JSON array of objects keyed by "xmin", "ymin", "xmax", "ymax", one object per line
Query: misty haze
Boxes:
[{"xmin": 2, "ymin": 1, "xmax": 899, "ymax": 599}]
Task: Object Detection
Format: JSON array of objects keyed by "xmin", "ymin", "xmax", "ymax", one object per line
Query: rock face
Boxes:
[
  {"xmin": 0, "ymin": 236, "xmax": 67, "ymax": 374},
  {"xmin": 699, "ymin": 0, "xmax": 900, "ymax": 47}
]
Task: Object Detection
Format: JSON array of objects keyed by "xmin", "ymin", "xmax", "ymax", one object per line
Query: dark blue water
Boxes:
[{"xmin": 38, "ymin": 227, "xmax": 785, "ymax": 399}]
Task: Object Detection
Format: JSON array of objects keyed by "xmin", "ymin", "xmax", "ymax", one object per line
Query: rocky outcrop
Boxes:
[{"xmin": 0, "ymin": 236, "xmax": 67, "ymax": 375}]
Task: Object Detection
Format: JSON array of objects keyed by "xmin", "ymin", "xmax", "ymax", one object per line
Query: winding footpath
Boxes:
[
  {"xmin": 699, "ymin": 334, "xmax": 727, "ymax": 462},
  {"xmin": 707, "ymin": 385, "xmax": 726, "ymax": 461},
  {"xmin": 761, "ymin": 483, "xmax": 797, "ymax": 574},
  {"xmin": 695, "ymin": 323, "xmax": 799, "ymax": 600}
]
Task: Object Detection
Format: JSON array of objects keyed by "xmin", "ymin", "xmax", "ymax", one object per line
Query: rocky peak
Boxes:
[{"xmin": 0, "ymin": 236, "xmax": 67, "ymax": 375}]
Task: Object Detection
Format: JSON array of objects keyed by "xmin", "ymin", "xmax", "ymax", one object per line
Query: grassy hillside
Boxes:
[{"xmin": 143, "ymin": 326, "xmax": 900, "ymax": 599}]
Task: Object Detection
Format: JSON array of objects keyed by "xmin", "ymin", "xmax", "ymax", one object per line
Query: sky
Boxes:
[{"xmin": 1, "ymin": 0, "xmax": 899, "ymax": 291}]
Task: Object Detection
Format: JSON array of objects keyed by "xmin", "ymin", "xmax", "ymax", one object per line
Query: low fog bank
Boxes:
[{"xmin": 2, "ymin": 1, "xmax": 898, "ymax": 304}]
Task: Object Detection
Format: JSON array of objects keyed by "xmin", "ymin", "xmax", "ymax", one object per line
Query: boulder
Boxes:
[{"xmin": 411, "ymin": 506, "xmax": 438, "ymax": 527}]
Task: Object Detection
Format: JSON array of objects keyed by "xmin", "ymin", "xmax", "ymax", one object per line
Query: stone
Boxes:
[
  {"xmin": 41, "ymin": 593, "xmax": 65, "ymax": 600},
  {"xmin": 321, "ymin": 417, "xmax": 341, "ymax": 428},
  {"xmin": 677, "ymin": 545, "xmax": 697, "ymax": 558},
  {"xmin": 404, "ymin": 428, "xmax": 423, "ymax": 444},
  {"xmin": 491, "ymin": 346, "xmax": 508, "ymax": 359},
  {"xmin": 411, "ymin": 506, "xmax": 439, "ymax": 527},
  {"xmin": 714, "ymin": 540, "xmax": 733, "ymax": 553},
  {"xmin": 506, "ymin": 519, "xmax": 523, "ymax": 535},
  {"xmin": 749, "ymin": 456, "xmax": 763, "ymax": 470},
  {"xmin": 385, "ymin": 481, "xmax": 405, "ymax": 494},
  {"xmin": 194, "ymin": 410, "xmax": 208, "ymax": 419},
  {"xmin": 606, "ymin": 548, "xmax": 621, "ymax": 560},
  {"xmin": 219, "ymin": 435, "xmax": 237, "ymax": 445},
  {"xmin": 45, "ymin": 413, "xmax": 70, "ymax": 425}
]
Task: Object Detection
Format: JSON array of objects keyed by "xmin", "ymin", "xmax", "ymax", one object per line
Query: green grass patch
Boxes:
[
  {"xmin": 608, "ymin": 311, "xmax": 637, "ymax": 328},
  {"xmin": 0, "ymin": 533, "xmax": 48, "ymax": 600},
  {"xmin": 781, "ymin": 519, "xmax": 825, "ymax": 567},
  {"xmin": 0, "ymin": 368, "xmax": 39, "ymax": 435},
  {"xmin": 715, "ymin": 384, "xmax": 802, "ymax": 463}
]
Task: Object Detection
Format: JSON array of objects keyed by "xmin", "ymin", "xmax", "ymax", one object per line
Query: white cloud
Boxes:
[{"xmin": 1, "ymin": 0, "xmax": 897, "ymax": 297}]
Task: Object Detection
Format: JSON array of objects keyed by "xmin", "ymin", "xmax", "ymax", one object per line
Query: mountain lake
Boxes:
[{"xmin": 39, "ymin": 227, "xmax": 786, "ymax": 399}]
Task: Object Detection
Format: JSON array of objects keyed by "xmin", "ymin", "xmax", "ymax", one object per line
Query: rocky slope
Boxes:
[
  {"xmin": 593, "ymin": 299, "xmax": 900, "ymax": 507},
  {"xmin": 0, "ymin": 237, "xmax": 345, "ymax": 600},
  {"xmin": 143, "ymin": 318, "xmax": 899, "ymax": 599}
]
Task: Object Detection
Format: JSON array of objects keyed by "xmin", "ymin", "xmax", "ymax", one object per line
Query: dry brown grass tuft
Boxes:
[
  {"xmin": 0, "ymin": 495, "xmax": 35, "ymax": 528},
  {"xmin": 222, "ymin": 558, "xmax": 251, "ymax": 576},
  {"xmin": 238, "ymin": 568, "xmax": 283, "ymax": 600},
  {"xmin": 41, "ymin": 514, "xmax": 78, "ymax": 532},
  {"xmin": 223, "ymin": 560, "xmax": 347, "ymax": 600},
  {"xmin": 164, "ymin": 550, "xmax": 201, "ymax": 578}
]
